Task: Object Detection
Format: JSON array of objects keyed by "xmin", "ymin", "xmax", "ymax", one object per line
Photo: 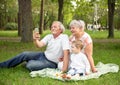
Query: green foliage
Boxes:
[
  {"xmin": 63, "ymin": 0, "xmax": 74, "ymax": 26},
  {"xmin": 4, "ymin": 22, "xmax": 18, "ymax": 30},
  {"xmin": 1, "ymin": 0, "xmax": 120, "ymax": 31},
  {"xmin": 0, "ymin": 0, "xmax": 18, "ymax": 29},
  {"xmin": 32, "ymin": 0, "xmax": 58, "ymax": 28}
]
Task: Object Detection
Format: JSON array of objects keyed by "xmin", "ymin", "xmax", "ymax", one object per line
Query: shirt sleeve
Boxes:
[
  {"xmin": 61, "ymin": 34, "xmax": 70, "ymax": 50},
  {"xmin": 82, "ymin": 34, "xmax": 92, "ymax": 49},
  {"xmin": 41, "ymin": 34, "xmax": 52, "ymax": 45},
  {"xmin": 85, "ymin": 33, "xmax": 92, "ymax": 44}
]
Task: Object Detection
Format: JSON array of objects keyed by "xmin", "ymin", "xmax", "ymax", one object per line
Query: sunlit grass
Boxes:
[
  {"xmin": 0, "ymin": 29, "xmax": 120, "ymax": 39},
  {"xmin": 86, "ymin": 30, "xmax": 120, "ymax": 39},
  {"xmin": 40, "ymin": 29, "xmax": 120, "ymax": 39},
  {"xmin": 0, "ymin": 30, "xmax": 18, "ymax": 37}
]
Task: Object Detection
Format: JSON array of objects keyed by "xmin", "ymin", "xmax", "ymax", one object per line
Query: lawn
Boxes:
[{"xmin": 0, "ymin": 30, "xmax": 120, "ymax": 85}]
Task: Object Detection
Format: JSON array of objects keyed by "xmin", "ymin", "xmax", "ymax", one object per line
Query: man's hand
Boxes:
[{"xmin": 33, "ymin": 31, "xmax": 40, "ymax": 40}]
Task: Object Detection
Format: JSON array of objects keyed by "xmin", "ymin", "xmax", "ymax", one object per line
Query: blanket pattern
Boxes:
[{"xmin": 30, "ymin": 62, "xmax": 119, "ymax": 81}]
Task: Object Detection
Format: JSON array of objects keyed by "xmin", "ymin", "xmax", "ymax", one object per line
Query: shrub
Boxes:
[{"xmin": 4, "ymin": 22, "xmax": 18, "ymax": 30}]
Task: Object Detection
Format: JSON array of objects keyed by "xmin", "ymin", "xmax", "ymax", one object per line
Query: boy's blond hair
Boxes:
[{"xmin": 72, "ymin": 40, "xmax": 83, "ymax": 49}]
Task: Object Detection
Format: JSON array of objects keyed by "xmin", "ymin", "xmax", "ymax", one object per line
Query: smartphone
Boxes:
[{"xmin": 34, "ymin": 28, "xmax": 39, "ymax": 32}]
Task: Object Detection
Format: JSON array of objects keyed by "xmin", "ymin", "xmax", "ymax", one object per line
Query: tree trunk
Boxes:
[
  {"xmin": 0, "ymin": 0, "xmax": 7, "ymax": 29},
  {"xmin": 58, "ymin": 0, "xmax": 64, "ymax": 22},
  {"xmin": 39, "ymin": 0, "xmax": 44, "ymax": 34},
  {"xmin": 18, "ymin": 0, "xmax": 33, "ymax": 42},
  {"xmin": 108, "ymin": 0, "xmax": 116, "ymax": 38},
  {"xmin": 0, "ymin": 13, "xmax": 2, "ymax": 29},
  {"xmin": 116, "ymin": 6, "xmax": 120, "ymax": 30},
  {"xmin": 18, "ymin": 0, "xmax": 22, "ymax": 36},
  {"xmin": 18, "ymin": 12, "xmax": 22, "ymax": 36}
]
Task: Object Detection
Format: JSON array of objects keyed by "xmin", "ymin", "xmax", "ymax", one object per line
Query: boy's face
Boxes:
[{"xmin": 71, "ymin": 44, "xmax": 80, "ymax": 54}]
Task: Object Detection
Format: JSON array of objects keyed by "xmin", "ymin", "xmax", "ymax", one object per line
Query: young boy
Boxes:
[
  {"xmin": 57, "ymin": 40, "xmax": 90, "ymax": 79},
  {"xmin": 68, "ymin": 40, "xmax": 90, "ymax": 76}
]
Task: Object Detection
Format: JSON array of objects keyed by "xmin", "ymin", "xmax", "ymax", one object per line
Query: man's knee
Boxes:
[
  {"xmin": 21, "ymin": 51, "xmax": 30, "ymax": 56},
  {"xmin": 26, "ymin": 60, "xmax": 37, "ymax": 71},
  {"xmin": 26, "ymin": 60, "xmax": 44, "ymax": 71}
]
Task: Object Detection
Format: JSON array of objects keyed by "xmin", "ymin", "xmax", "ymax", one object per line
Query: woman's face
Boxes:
[{"xmin": 70, "ymin": 26, "xmax": 82, "ymax": 36}]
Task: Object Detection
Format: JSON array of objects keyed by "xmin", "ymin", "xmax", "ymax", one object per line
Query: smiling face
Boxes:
[
  {"xmin": 69, "ymin": 20, "xmax": 84, "ymax": 36},
  {"xmin": 70, "ymin": 26, "xmax": 82, "ymax": 36},
  {"xmin": 51, "ymin": 21, "xmax": 62, "ymax": 37}
]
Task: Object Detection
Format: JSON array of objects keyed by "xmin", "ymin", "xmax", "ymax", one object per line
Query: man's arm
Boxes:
[
  {"xmin": 62, "ymin": 50, "xmax": 70, "ymax": 72},
  {"xmin": 33, "ymin": 32, "xmax": 45, "ymax": 48}
]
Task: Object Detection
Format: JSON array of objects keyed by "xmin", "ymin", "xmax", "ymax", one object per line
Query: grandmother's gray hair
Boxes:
[
  {"xmin": 69, "ymin": 20, "xmax": 85, "ymax": 30},
  {"xmin": 53, "ymin": 21, "xmax": 65, "ymax": 33}
]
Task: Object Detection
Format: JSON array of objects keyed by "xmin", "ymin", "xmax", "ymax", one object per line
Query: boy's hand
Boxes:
[{"xmin": 58, "ymin": 57, "xmax": 63, "ymax": 62}]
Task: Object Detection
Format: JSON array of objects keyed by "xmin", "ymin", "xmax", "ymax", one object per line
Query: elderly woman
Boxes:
[{"xmin": 69, "ymin": 20, "xmax": 97, "ymax": 73}]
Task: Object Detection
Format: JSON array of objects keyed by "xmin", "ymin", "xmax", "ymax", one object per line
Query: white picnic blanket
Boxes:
[{"xmin": 30, "ymin": 62, "xmax": 119, "ymax": 81}]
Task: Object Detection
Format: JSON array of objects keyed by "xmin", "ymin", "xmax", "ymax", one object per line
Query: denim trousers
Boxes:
[{"xmin": 0, "ymin": 51, "xmax": 57, "ymax": 71}]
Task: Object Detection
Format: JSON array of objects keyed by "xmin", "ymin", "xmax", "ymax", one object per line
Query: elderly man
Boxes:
[{"xmin": 0, "ymin": 21, "xmax": 70, "ymax": 72}]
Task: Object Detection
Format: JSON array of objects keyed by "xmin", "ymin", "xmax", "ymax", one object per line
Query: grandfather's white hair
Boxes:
[{"xmin": 52, "ymin": 21, "xmax": 65, "ymax": 33}]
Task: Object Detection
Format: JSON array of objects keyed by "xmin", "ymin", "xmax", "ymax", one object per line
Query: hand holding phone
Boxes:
[
  {"xmin": 33, "ymin": 28, "xmax": 40, "ymax": 40},
  {"xmin": 34, "ymin": 28, "xmax": 39, "ymax": 32}
]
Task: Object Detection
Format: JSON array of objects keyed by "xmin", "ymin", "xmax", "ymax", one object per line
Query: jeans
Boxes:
[{"xmin": 0, "ymin": 51, "xmax": 57, "ymax": 71}]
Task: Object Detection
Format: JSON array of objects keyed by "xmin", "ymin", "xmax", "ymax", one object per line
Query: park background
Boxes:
[{"xmin": 0, "ymin": 0, "xmax": 120, "ymax": 85}]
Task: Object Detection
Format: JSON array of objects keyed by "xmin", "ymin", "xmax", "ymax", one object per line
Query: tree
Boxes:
[
  {"xmin": 39, "ymin": 0, "xmax": 44, "ymax": 34},
  {"xmin": 44, "ymin": 0, "xmax": 58, "ymax": 29},
  {"xmin": 0, "ymin": 0, "xmax": 7, "ymax": 29},
  {"xmin": 18, "ymin": 0, "xmax": 33, "ymax": 42},
  {"xmin": 108, "ymin": 0, "xmax": 116, "ymax": 38},
  {"xmin": 18, "ymin": 0, "xmax": 22, "ymax": 36},
  {"xmin": 0, "ymin": 0, "xmax": 18, "ymax": 30},
  {"xmin": 114, "ymin": 0, "xmax": 120, "ymax": 30},
  {"xmin": 58, "ymin": 0, "xmax": 64, "ymax": 22}
]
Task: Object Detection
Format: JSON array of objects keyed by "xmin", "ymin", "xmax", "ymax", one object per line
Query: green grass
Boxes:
[
  {"xmin": 86, "ymin": 30, "xmax": 120, "ymax": 39},
  {"xmin": 0, "ymin": 30, "xmax": 120, "ymax": 85},
  {"xmin": 0, "ymin": 30, "xmax": 18, "ymax": 37},
  {"xmin": 0, "ymin": 29, "xmax": 120, "ymax": 39},
  {"xmin": 40, "ymin": 29, "xmax": 120, "ymax": 39}
]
